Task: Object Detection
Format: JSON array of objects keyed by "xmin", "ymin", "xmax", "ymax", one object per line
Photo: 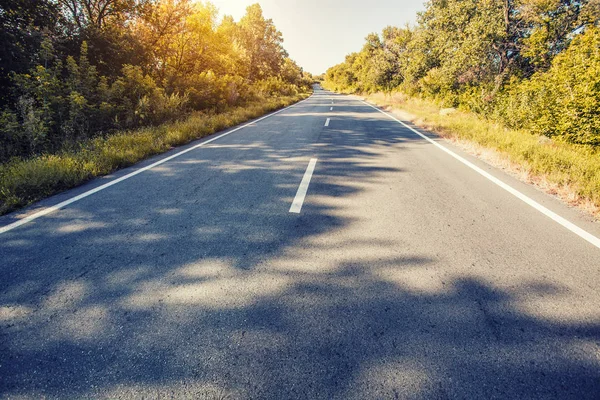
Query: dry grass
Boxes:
[
  {"xmin": 364, "ymin": 92, "xmax": 600, "ymax": 220},
  {"xmin": 0, "ymin": 93, "xmax": 310, "ymax": 215}
]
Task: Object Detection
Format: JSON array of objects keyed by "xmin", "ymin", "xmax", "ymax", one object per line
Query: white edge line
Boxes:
[
  {"xmin": 289, "ymin": 158, "xmax": 318, "ymax": 214},
  {"xmin": 361, "ymin": 100, "xmax": 600, "ymax": 250},
  {"xmin": 325, "ymin": 118, "xmax": 330, "ymax": 127},
  {"xmin": 0, "ymin": 96, "xmax": 313, "ymax": 235}
]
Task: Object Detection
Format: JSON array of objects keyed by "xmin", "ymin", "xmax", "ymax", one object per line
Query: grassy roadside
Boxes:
[
  {"xmin": 0, "ymin": 93, "xmax": 311, "ymax": 216},
  {"xmin": 364, "ymin": 92, "xmax": 600, "ymax": 219}
]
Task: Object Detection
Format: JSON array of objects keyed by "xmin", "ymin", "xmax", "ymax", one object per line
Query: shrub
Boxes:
[{"xmin": 495, "ymin": 27, "xmax": 600, "ymax": 146}]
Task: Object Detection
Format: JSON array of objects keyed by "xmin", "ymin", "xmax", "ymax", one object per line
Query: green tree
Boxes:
[
  {"xmin": 237, "ymin": 4, "xmax": 287, "ymax": 81},
  {"xmin": 0, "ymin": 0, "xmax": 60, "ymax": 105}
]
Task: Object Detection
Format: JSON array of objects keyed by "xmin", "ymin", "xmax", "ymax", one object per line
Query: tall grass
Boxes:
[
  {"xmin": 366, "ymin": 92, "xmax": 600, "ymax": 217},
  {"xmin": 0, "ymin": 93, "xmax": 310, "ymax": 215}
]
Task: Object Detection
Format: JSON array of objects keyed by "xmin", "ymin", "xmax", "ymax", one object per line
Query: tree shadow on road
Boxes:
[{"xmin": 2, "ymin": 256, "xmax": 599, "ymax": 399}]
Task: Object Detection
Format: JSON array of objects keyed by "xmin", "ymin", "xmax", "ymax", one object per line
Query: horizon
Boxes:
[{"xmin": 210, "ymin": 0, "xmax": 426, "ymax": 74}]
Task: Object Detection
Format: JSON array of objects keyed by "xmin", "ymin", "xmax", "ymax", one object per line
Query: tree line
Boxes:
[
  {"xmin": 324, "ymin": 0, "xmax": 600, "ymax": 146},
  {"xmin": 0, "ymin": 0, "xmax": 312, "ymax": 162}
]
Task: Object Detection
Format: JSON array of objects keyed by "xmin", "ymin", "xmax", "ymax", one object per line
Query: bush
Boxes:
[
  {"xmin": 2, "ymin": 46, "xmax": 306, "ymax": 165},
  {"xmin": 493, "ymin": 27, "xmax": 600, "ymax": 146},
  {"xmin": 251, "ymin": 77, "xmax": 300, "ymax": 98}
]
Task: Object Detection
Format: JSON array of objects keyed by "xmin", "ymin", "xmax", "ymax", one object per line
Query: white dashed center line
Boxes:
[{"xmin": 290, "ymin": 158, "xmax": 318, "ymax": 214}]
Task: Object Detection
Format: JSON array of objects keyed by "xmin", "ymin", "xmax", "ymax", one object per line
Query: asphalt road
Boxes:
[{"xmin": 1, "ymin": 88, "xmax": 600, "ymax": 399}]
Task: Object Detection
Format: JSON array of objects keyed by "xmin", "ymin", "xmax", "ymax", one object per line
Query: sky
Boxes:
[{"xmin": 210, "ymin": 0, "xmax": 426, "ymax": 75}]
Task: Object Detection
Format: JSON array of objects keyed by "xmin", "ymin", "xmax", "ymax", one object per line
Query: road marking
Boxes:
[
  {"xmin": 0, "ymin": 97, "xmax": 313, "ymax": 235},
  {"xmin": 290, "ymin": 158, "xmax": 318, "ymax": 214},
  {"xmin": 325, "ymin": 118, "xmax": 330, "ymax": 127},
  {"xmin": 362, "ymin": 100, "xmax": 600, "ymax": 250}
]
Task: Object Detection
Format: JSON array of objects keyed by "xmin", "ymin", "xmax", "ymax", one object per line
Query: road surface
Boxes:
[{"xmin": 1, "ymin": 89, "xmax": 600, "ymax": 399}]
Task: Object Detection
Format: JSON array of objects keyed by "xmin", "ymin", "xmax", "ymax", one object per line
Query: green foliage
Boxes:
[
  {"xmin": 237, "ymin": 4, "xmax": 288, "ymax": 81},
  {"xmin": 324, "ymin": 0, "xmax": 600, "ymax": 146},
  {"xmin": 0, "ymin": 0, "xmax": 60, "ymax": 103},
  {"xmin": 497, "ymin": 27, "xmax": 600, "ymax": 146},
  {"xmin": 0, "ymin": 109, "xmax": 24, "ymax": 160},
  {"xmin": 0, "ymin": 1, "xmax": 311, "ymax": 164},
  {"xmin": 251, "ymin": 77, "xmax": 301, "ymax": 97}
]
